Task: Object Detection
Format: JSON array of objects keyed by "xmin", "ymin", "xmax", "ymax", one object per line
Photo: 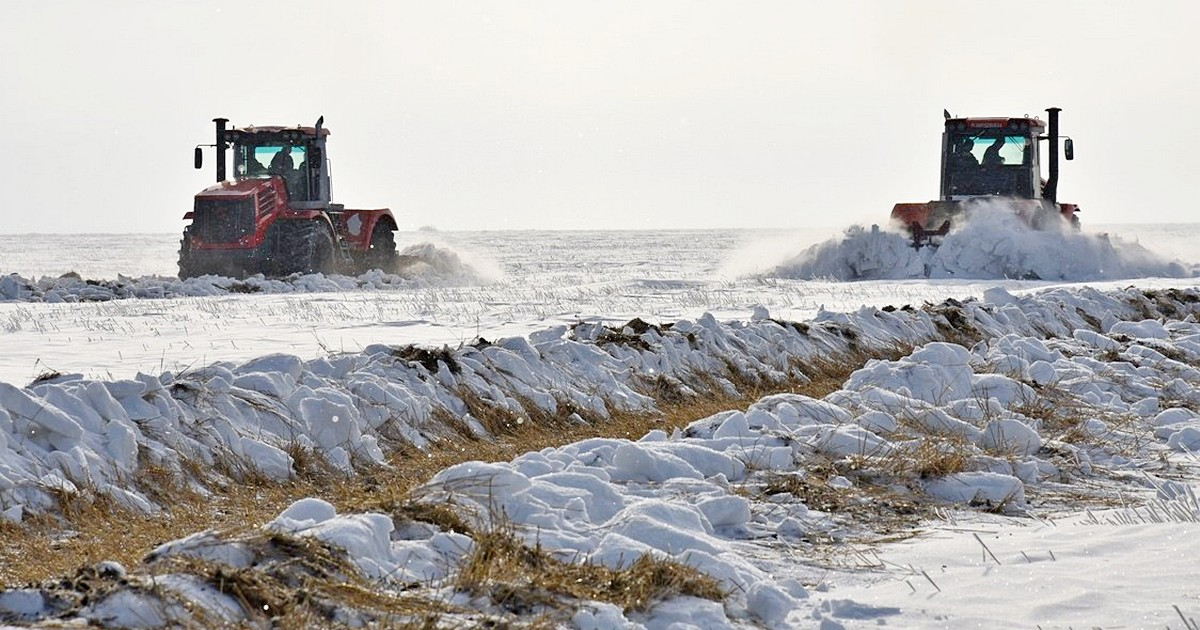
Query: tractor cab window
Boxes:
[
  {"xmin": 950, "ymin": 132, "xmax": 1030, "ymax": 168},
  {"xmin": 233, "ymin": 143, "xmax": 313, "ymax": 201},
  {"xmin": 945, "ymin": 132, "xmax": 1035, "ymax": 197},
  {"xmin": 235, "ymin": 145, "xmax": 308, "ymax": 178}
]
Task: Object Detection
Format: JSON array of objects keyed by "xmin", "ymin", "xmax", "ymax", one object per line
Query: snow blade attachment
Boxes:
[{"xmin": 891, "ymin": 202, "xmax": 953, "ymax": 248}]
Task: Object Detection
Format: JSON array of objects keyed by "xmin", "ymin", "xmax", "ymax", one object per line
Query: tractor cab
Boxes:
[
  {"xmin": 940, "ymin": 116, "xmax": 1072, "ymax": 202},
  {"xmin": 194, "ymin": 118, "xmax": 333, "ymax": 210}
]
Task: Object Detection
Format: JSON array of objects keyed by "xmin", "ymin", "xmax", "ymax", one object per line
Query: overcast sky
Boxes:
[{"xmin": 2, "ymin": 1, "xmax": 1197, "ymax": 234}]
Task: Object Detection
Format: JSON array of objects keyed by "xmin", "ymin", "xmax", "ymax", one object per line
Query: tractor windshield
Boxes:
[
  {"xmin": 232, "ymin": 141, "xmax": 314, "ymax": 201},
  {"xmin": 944, "ymin": 132, "xmax": 1035, "ymax": 198},
  {"xmin": 233, "ymin": 144, "xmax": 308, "ymax": 179}
]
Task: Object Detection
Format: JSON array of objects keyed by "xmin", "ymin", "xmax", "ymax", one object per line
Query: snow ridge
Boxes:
[
  {"xmin": 0, "ymin": 242, "xmax": 490, "ymax": 303},
  {"xmin": 4, "ymin": 286, "xmax": 1200, "ymax": 627}
]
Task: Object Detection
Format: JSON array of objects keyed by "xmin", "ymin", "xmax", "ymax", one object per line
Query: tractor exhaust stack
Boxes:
[
  {"xmin": 1044, "ymin": 107, "xmax": 1061, "ymax": 203},
  {"xmin": 213, "ymin": 117, "xmax": 229, "ymax": 183}
]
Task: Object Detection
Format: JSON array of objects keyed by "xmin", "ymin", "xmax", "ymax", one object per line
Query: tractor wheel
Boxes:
[
  {"xmin": 363, "ymin": 224, "xmax": 399, "ymax": 273},
  {"xmin": 281, "ymin": 220, "xmax": 336, "ymax": 276},
  {"xmin": 177, "ymin": 226, "xmax": 201, "ymax": 279}
]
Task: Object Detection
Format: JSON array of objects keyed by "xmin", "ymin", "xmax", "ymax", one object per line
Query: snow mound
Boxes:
[
  {"xmin": 6, "ymin": 286, "xmax": 1200, "ymax": 626},
  {"xmin": 771, "ymin": 206, "xmax": 1196, "ymax": 281},
  {"xmin": 0, "ymin": 241, "xmax": 494, "ymax": 303}
]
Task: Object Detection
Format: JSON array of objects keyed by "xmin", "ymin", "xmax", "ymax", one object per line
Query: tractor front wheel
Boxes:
[{"xmin": 279, "ymin": 220, "xmax": 336, "ymax": 276}]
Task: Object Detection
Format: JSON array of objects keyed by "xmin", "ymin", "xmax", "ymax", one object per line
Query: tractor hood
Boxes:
[{"xmin": 196, "ymin": 178, "xmax": 275, "ymax": 199}]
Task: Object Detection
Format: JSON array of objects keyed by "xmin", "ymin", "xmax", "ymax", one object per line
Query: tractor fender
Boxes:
[{"xmin": 338, "ymin": 209, "xmax": 396, "ymax": 252}]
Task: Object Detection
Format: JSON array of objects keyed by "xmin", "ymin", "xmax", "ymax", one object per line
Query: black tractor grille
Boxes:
[{"xmin": 193, "ymin": 198, "xmax": 256, "ymax": 244}]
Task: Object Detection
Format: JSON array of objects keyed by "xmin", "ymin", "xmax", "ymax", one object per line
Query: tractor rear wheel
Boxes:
[{"xmin": 363, "ymin": 224, "xmax": 399, "ymax": 273}]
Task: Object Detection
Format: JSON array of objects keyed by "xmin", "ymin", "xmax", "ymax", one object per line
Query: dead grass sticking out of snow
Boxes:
[
  {"xmin": 760, "ymin": 466, "xmax": 926, "ymax": 540},
  {"xmin": 181, "ymin": 530, "xmax": 468, "ymax": 628},
  {"xmin": 925, "ymin": 299, "xmax": 986, "ymax": 347},
  {"xmin": 878, "ymin": 437, "xmax": 973, "ymax": 480},
  {"xmin": 45, "ymin": 529, "xmax": 463, "ymax": 628},
  {"xmin": 1014, "ymin": 381, "xmax": 1151, "ymax": 457},
  {"xmin": 1, "ymin": 477, "xmax": 309, "ymax": 586},
  {"xmin": 0, "ymin": 346, "xmax": 876, "ymax": 597},
  {"xmin": 0, "ymin": 388, "xmax": 778, "ymax": 587},
  {"xmin": 455, "ymin": 517, "xmax": 724, "ymax": 621}
]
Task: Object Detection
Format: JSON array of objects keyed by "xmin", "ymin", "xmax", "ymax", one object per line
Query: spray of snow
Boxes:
[
  {"xmin": 770, "ymin": 203, "xmax": 1196, "ymax": 281},
  {"xmin": 397, "ymin": 241, "xmax": 500, "ymax": 284},
  {"xmin": 396, "ymin": 235, "xmax": 504, "ymax": 284},
  {"xmin": 714, "ymin": 227, "xmax": 842, "ymax": 278}
]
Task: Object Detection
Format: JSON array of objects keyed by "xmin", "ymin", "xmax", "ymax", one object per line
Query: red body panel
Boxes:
[
  {"xmin": 184, "ymin": 177, "xmax": 394, "ymax": 254},
  {"xmin": 189, "ymin": 178, "xmax": 288, "ymax": 250},
  {"xmin": 890, "ymin": 203, "xmax": 934, "ymax": 228}
]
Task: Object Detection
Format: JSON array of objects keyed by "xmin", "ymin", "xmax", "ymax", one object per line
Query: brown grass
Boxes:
[
  {"xmin": 758, "ymin": 463, "xmax": 927, "ymax": 544},
  {"xmin": 1011, "ymin": 380, "xmax": 1150, "ymax": 456},
  {"xmin": 455, "ymin": 519, "xmax": 723, "ymax": 620},
  {"xmin": 142, "ymin": 529, "xmax": 463, "ymax": 627},
  {"xmin": 879, "ymin": 437, "xmax": 973, "ymax": 480},
  {"xmin": 0, "ymin": 345, "xmax": 874, "ymax": 596},
  {"xmin": 0, "ymin": 407, "xmax": 687, "ymax": 587}
]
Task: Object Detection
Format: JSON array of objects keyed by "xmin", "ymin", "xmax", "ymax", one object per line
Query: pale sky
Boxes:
[{"xmin": 2, "ymin": 1, "xmax": 1197, "ymax": 233}]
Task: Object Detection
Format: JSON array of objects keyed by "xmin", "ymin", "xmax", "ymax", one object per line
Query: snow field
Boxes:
[
  {"xmin": 3, "ymin": 226, "xmax": 1196, "ymax": 390},
  {"xmin": 832, "ymin": 517, "xmax": 1200, "ymax": 629},
  {"xmin": 4, "ymin": 285, "xmax": 1200, "ymax": 626}
]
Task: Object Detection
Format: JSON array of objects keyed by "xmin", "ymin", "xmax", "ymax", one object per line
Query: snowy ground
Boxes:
[
  {"xmin": 0, "ymin": 221, "xmax": 1195, "ymax": 386},
  {"xmin": 2, "ymin": 218, "xmax": 1200, "ymax": 628}
]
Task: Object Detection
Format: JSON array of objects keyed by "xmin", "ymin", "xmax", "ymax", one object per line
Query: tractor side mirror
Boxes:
[
  {"xmin": 1064, "ymin": 138, "xmax": 1074, "ymax": 161},
  {"xmin": 194, "ymin": 147, "xmax": 204, "ymax": 169}
]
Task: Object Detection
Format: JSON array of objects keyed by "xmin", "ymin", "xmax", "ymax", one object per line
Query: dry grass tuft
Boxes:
[
  {"xmin": 390, "ymin": 499, "xmax": 475, "ymax": 535},
  {"xmin": 756, "ymin": 465, "xmax": 926, "ymax": 546},
  {"xmin": 786, "ymin": 340, "xmax": 913, "ymax": 395},
  {"xmin": 880, "ymin": 438, "xmax": 972, "ymax": 480},
  {"xmin": 925, "ymin": 300, "xmax": 985, "ymax": 347},
  {"xmin": 1012, "ymin": 381, "xmax": 1150, "ymax": 456},
  {"xmin": 456, "ymin": 519, "xmax": 723, "ymax": 618}
]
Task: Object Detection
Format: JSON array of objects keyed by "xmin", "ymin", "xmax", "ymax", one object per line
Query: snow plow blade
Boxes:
[
  {"xmin": 892, "ymin": 198, "xmax": 1080, "ymax": 249},
  {"xmin": 891, "ymin": 202, "xmax": 953, "ymax": 248}
]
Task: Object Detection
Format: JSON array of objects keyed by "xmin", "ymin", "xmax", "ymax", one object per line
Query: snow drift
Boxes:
[
  {"xmin": 0, "ymin": 241, "xmax": 491, "ymax": 303},
  {"xmin": 5, "ymin": 285, "xmax": 1200, "ymax": 626},
  {"xmin": 772, "ymin": 206, "xmax": 1196, "ymax": 281}
]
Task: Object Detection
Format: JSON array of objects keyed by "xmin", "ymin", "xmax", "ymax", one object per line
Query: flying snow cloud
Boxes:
[{"xmin": 768, "ymin": 204, "xmax": 1197, "ymax": 281}]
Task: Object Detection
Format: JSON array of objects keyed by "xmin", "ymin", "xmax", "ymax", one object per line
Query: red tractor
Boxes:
[
  {"xmin": 891, "ymin": 107, "xmax": 1080, "ymax": 248},
  {"xmin": 180, "ymin": 116, "xmax": 400, "ymax": 278}
]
